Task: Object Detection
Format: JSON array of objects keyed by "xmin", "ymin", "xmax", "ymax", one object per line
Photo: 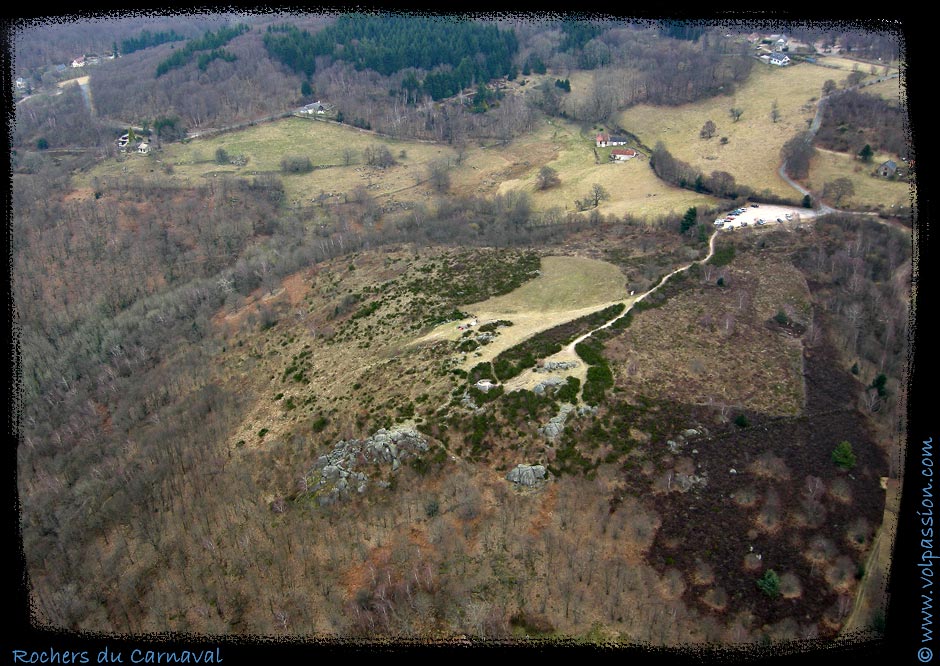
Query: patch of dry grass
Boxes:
[
  {"xmin": 415, "ymin": 255, "xmax": 631, "ymax": 373},
  {"xmin": 617, "ymin": 63, "xmax": 890, "ymax": 199},
  {"xmin": 806, "ymin": 147, "xmax": 913, "ymax": 211},
  {"xmin": 604, "ymin": 256, "xmax": 808, "ymax": 416}
]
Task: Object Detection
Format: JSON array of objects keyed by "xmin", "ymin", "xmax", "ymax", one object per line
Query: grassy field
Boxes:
[
  {"xmin": 81, "ymin": 117, "xmax": 457, "ymax": 204},
  {"xmin": 76, "ymin": 54, "xmax": 904, "ymax": 224},
  {"xmin": 80, "ymin": 111, "xmax": 714, "ymax": 218},
  {"xmin": 616, "ymin": 62, "xmax": 888, "ymax": 199},
  {"xmin": 415, "ymin": 254, "xmax": 631, "ymax": 371},
  {"xmin": 473, "ymin": 255, "xmax": 627, "ymax": 314},
  {"xmin": 492, "ymin": 117, "xmax": 714, "ymax": 218},
  {"xmin": 862, "ymin": 77, "xmax": 906, "ymax": 103},
  {"xmin": 807, "ymin": 147, "xmax": 912, "ymax": 210}
]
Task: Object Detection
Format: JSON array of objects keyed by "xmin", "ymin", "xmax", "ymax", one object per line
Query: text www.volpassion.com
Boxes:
[{"xmin": 920, "ymin": 437, "xmax": 936, "ymax": 662}]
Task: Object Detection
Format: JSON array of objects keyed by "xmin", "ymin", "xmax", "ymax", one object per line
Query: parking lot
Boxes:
[{"xmin": 714, "ymin": 203, "xmax": 819, "ymax": 231}]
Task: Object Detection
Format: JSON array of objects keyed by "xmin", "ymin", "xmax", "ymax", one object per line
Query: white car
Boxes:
[{"xmin": 714, "ymin": 219, "xmax": 725, "ymax": 226}]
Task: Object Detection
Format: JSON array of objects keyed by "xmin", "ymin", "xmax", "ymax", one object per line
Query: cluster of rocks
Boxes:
[
  {"xmin": 671, "ymin": 472, "xmax": 708, "ymax": 493},
  {"xmin": 533, "ymin": 376, "xmax": 564, "ymax": 396},
  {"xmin": 539, "ymin": 403, "xmax": 575, "ymax": 440},
  {"xmin": 665, "ymin": 427, "xmax": 708, "ymax": 454},
  {"xmin": 533, "ymin": 361, "xmax": 578, "ymax": 373},
  {"xmin": 303, "ymin": 426, "xmax": 429, "ymax": 506},
  {"xmin": 461, "ymin": 391, "xmax": 481, "ymax": 411},
  {"xmin": 506, "ymin": 464, "xmax": 548, "ymax": 487}
]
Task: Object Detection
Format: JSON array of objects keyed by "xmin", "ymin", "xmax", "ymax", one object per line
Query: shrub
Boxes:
[
  {"xmin": 832, "ymin": 441, "xmax": 856, "ymax": 470},
  {"xmin": 734, "ymin": 414, "xmax": 750, "ymax": 428},
  {"xmin": 757, "ymin": 569, "xmax": 780, "ymax": 598},
  {"xmin": 774, "ymin": 310, "xmax": 789, "ymax": 325},
  {"xmin": 281, "ymin": 155, "xmax": 314, "ymax": 174}
]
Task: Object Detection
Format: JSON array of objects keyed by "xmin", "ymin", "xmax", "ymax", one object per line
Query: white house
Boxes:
[
  {"xmin": 70, "ymin": 55, "xmax": 85, "ymax": 68},
  {"xmin": 610, "ymin": 148, "xmax": 638, "ymax": 161},
  {"xmin": 137, "ymin": 143, "xmax": 150, "ymax": 155},
  {"xmin": 299, "ymin": 101, "xmax": 329, "ymax": 115},
  {"xmin": 769, "ymin": 52, "xmax": 790, "ymax": 66}
]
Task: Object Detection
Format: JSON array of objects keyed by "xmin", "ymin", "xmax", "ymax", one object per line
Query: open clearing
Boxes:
[
  {"xmin": 807, "ymin": 147, "xmax": 912, "ymax": 211},
  {"xmin": 496, "ymin": 118, "xmax": 714, "ymax": 219},
  {"xmin": 414, "ymin": 254, "xmax": 629, "ymax": 368},
  {"xmin": 82, "ymin": 112, "xmax": 715, "ymax": 220},
  {"xmin": 617, "ymin": 62, "xmax": 887, "ymax": 199}
]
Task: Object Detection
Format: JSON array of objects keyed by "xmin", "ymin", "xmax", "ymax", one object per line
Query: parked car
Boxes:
[
  {"xmin": 714, "ymin": 219, "xmax": 725, "ymax": 227},
  {"xmin": 739, "ymin": 221, "xmax": 749, "ymax": 227},
  {"xmin": 777, "ymin": 218, "xmax": 784, "ymax": 223},
  {"xmin": 751, "ymin": 203, "xmax": 760, "ymax": 208},
  {"xmin": 785, "ymin": 213, "xmax": 793, "ymax": 220}
]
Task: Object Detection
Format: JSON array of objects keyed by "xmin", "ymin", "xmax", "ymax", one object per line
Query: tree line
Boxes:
[
  {"xmin": 154, "ymin": 23, "xmax": 249, "ymax": 77},
  {"xmin": 120, "ymin": 28, "xmax": 186, "ymax": 55},
  {"xmin": 650, "ymin": 141, "xmax": 802, "ymax": 206}
]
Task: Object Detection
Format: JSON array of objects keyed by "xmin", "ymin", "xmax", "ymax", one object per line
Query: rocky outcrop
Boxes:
[
  {"xmin": 673, "ymin": 473, "xmax": 708, "ymax": 492},
  {"xmin": 303, "ymin": 426, "xmax": 429, "ymax": 506},
  {"xmin": 507, "ymin": 464, "xmax": 548, "ymax": 487},
  {"xmin": 539, "ymin": 403, "xmax": 575, "ymax": 441},
  {"xmin": 534, "ymin": 361, "xmax": 578, "ymax": 373},
  {"xmin": 533, "ymin": 376, "xmax": 564, "ymax": 396}
]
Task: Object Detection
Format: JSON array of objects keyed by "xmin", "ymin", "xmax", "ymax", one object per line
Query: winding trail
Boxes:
[{"xmin": 501, "ymin": 229, "xmax": 720, "ymax": 397}]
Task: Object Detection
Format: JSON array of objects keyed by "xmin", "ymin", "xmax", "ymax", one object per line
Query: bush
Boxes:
[
  {"xmin": 734, "ymin": 414, "xmax": 750, "ymax": 428},
  {"xmin": 774, "ymin": 310, "xmax": 789, "ymax": 325},
  {"xmin": 281, "ymin": 155, "xmax": 314, "ymax": 174},
  {"xmin": 709, "ymin": 244, "xmax": 736, "ymax": 267},
  {"xmin": 757, "ymin": 569, "xmax": 780, "ymax": 598},
  {"xmin": 832, "ymin": 441, "xmax": 856, "ymax": 470}
]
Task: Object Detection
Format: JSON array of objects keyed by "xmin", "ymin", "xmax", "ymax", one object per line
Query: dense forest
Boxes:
[
  {"xmin": 815, "ymin": 89, "xmax": 909, "ymax": 157},
  {"xmin": 263, "ymin": 15, "xmax": 518, "ymax": 101}
]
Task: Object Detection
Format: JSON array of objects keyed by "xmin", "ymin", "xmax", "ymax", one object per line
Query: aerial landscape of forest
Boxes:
[{"xmin": 5, "ymin": 10, "xmax": 924, "ymax": 662}]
